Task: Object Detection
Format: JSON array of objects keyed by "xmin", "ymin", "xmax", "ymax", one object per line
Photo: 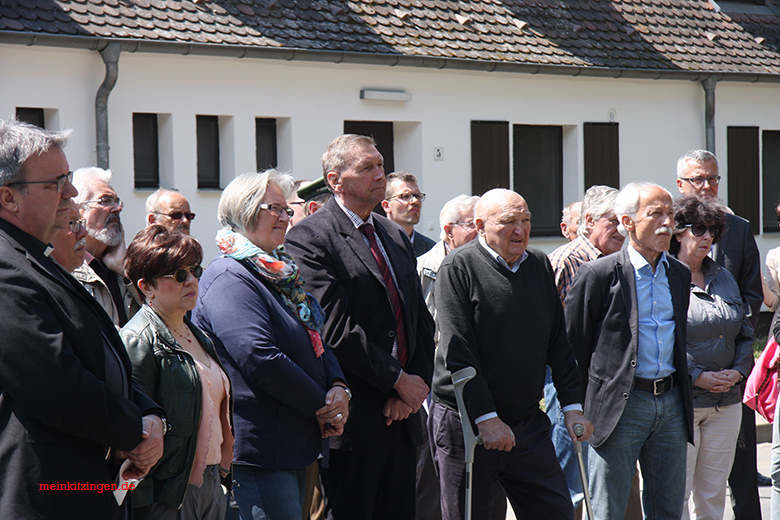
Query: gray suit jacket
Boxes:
[
  {"xmin": 564, "ymin": 248, "xmax": 694, "ymax": 447},
  {"xmin": 713, "ymin": 213, "xmax": 762, "ymax": 328}
]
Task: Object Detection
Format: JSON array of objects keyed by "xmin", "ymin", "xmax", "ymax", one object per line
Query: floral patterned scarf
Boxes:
[{"xmin": 216, "ymin": 229, "xmax": 326, "ymax": 357}]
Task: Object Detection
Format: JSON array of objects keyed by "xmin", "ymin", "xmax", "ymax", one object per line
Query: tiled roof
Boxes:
[{"xmin": 1, "ymin": 0, "xmax": 779, "ymax": 77}]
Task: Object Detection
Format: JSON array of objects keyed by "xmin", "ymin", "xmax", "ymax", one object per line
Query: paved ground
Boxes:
[{"xmin": 507, "ymin": 432, "xmax": 774, "ymax": 519}]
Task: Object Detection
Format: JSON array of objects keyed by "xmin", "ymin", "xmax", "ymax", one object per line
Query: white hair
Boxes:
[
  {"xmin": 439, "ymin": 195, "xmax": 480, "ymax": 241},
  {"xmin": 614, "ymin": 182, "xmax": 670, "ymax": 237},
  {"xmin": 578, "ymin": 186, "xmax": 618, "ymax": 238},
  {"xmin": 72, "ymin": 167, "xmax": 113, "ymax": 203}
]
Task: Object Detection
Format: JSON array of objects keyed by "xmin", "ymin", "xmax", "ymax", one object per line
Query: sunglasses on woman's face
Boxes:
[
  {"xmin": 686, "ymin": 224, "xmax": 718, "ymax": 238},
  {"xmin": 162, "ymin": 265, "xmax": 204, "ymax": 283}
]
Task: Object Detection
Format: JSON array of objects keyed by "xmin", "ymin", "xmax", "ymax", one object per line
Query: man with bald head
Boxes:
[
  {"xmin": 145, "ymin": 188, "xmax": 194, "ymax": 234},
  {"xmin": 430, "ymin": 188, "xmax": 592, "ymax": 520},
  {"xmin": 566, "ymin": 182, "xmax": 694, "ymax": 520}
]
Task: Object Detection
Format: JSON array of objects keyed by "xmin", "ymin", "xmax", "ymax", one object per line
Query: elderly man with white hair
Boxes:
[
  {"xmin": 431, "ymin": 188, "xmax": 592, "ymax": 520},
  {"xmin": 73, "ymin": 167, "xmax": 140, "ymax": 327},
  {"xmin": 565, "ymin": 182, "xmax": 694, "ymax": 520}
]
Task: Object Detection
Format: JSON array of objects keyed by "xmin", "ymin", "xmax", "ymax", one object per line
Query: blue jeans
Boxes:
[
  {"xmin": 232, "ymin": 464, "xmax": 307, "ymax": 520},
  {"xmin": 544, "ymin": 367, "xmax": 586, "ymax": 508},
  {"xmin": 588, "ymin": 386, "xmax": 688, "ymax": 520}
]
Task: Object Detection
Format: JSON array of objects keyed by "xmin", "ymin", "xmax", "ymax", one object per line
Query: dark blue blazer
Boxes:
[
  {"xmin": 192, "ymin": 256, "xmax": 344, "ymax": 470},
  {"xmin": 285, "ymin": 198, "xmax": 436, "ymax": 452}
]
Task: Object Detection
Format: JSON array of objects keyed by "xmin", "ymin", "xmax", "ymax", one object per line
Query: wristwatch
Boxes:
[
  {"xmin": 333, "ymin": 384, "xmax": 352, "ymax": 401},
  {"xmin": 160, "ymin": 417, "xmax": 168, "ymax": 436}
]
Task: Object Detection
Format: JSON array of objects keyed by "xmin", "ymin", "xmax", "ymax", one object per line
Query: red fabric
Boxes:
[
  {"xmin": 744, "ymin": 335, "xmax": 780, "ymax": 423},
  {"xmin": 360, "ymin": 223, "xmax": 408, "ymax": 366}
]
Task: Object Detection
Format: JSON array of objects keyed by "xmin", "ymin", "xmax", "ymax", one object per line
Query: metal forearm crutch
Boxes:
[
  {"xmin": 452, "ymin": 367, "xmax": 483, "ymax": 520},
  {"xmin": 572, "ymin": 423, "xmax": 593, "ymax": 520}
]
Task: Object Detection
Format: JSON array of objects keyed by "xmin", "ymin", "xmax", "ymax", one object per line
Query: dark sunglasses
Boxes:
[
  {"xmin": 685, "ymin": 224, "xmax": 718, "ymax": 238},
  {"xmin": 162, "ymin": 265, "xmax": 204, "ymax": 283},
  {"xmin": 154, "ymin": 211, "xmax": 196, "ymax": 221}
]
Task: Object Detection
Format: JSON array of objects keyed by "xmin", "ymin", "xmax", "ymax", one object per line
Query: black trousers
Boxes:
[
  {"xmin": 320, "ymin": 420, "xmax": 417, "ymax": 520},
  {"xmin": 429, "ymin": 401, "xmax": 573, "ymax": 520},
  {"xmin": 727, "ymin": 403, "xmax": 761, "ymax": 520}
]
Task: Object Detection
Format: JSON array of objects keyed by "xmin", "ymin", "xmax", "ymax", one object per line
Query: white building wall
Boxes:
[{"xmin": 2, "ymin": 43, "xmax": 779, "ymax": 270}]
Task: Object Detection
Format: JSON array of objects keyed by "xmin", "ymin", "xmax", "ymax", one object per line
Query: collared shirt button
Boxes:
[{"xmin": 719, "ymin": 334, "xmax": 724, "ymax": 339}]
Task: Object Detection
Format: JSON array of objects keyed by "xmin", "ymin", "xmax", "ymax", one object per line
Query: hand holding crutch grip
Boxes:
[{"xmin": 573, "ymin": 423, "xmax": 594, "ymax": 520}]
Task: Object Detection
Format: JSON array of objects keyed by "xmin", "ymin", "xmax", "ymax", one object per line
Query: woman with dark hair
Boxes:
[
  {"xmin": 191, "ymin": 169, "xmax": 349, "ymax": 520},
  {"xmin": 121, "ymin": 225, "xmax": 233, "ymax": 520},
  {"xmin": 671, "ymin": 196, "xmax": 753, "ymax": 520}
]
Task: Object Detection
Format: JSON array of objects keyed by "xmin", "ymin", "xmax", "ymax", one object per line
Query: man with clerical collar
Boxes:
[{"xmin": 0, "ymin": 118, "xmax": 164, "ymax": 519}]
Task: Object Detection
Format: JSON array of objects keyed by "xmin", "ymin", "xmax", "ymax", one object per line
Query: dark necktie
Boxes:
[{"xmin": 360, "ymin": 223, "xmax": 408, "ymax": 366}]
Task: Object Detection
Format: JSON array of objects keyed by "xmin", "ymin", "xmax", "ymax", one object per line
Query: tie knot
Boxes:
[{"xmin": 361, "ymin": 223, "xmax": 376, "ymax": 239}]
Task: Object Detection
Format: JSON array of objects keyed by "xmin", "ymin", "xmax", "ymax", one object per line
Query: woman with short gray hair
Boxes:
[{"xmin": 193, "ymin": 169, "xmax": 349, "ymax": 520}]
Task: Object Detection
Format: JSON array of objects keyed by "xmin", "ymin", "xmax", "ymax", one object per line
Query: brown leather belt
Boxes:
[{"xmin": 633, "ymin": 375, "xmax": 674, "ymax": 396}]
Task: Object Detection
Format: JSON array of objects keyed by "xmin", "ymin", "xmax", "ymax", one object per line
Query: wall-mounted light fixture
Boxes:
[{"xmin": 360, "ymin": 89, "xmax": 412, "ymax": 102}]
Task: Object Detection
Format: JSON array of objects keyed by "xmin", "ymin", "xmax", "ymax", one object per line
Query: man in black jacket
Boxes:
[
  {"xmin": 285, "ymin": 134, "xmax": 435, "ymax": 520},
  {"xmin": 0, "ymin": 118, "xmax": 164, "ymax": 520}
]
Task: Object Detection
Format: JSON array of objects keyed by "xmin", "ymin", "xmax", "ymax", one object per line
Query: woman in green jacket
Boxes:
[{"xmin": 121, "ymin": 225, "xmax": 234, "ymax": 520}]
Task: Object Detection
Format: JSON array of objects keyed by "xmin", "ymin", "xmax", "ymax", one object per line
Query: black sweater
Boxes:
[{"xmin": 432, "ymin": 240, "xmax": 582, "ymax": 427}]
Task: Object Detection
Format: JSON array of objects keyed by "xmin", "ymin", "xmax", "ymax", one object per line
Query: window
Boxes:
[
  {"xmin": 197, "ymin": 115, "xmax": 220, "ymax": 189},
  {"xmin": 255, "ymin": 118, "xmax": 277, "ymax": 171},
  {"xmin": 16, "ymin": 107, "xmax": 45, "ymax": 129},
  {"xmin": 470, "ymin": 121, "xmax": 509, "ymax": 196},
  {"xmin": 133, "ymin": 113, "xmax": 159, "ymax": 189},
  {"xmin": 584, "ymin": 123, "xmax": 620, "ymax": 189},
  {"xmin": 727, "ymin": 126, "xmax": 760, "ymax": 235},
  {"xmin": 514, "ymin": 125, "xmax": 563, "ymax": 237},
  {"xmin": 763, "ymin": 130, "xmax": 780, "ymax": 233},
  {"xmin": 343, "ymin": 121, "xmax": 395, "ymax": 174}
]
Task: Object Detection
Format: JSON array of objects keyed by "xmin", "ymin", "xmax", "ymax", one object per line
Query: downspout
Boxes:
[
  {"xmin": 701, "ymin": 75, "xmax": 717, "ymax": 154},
  {"xmin": 96, "ymin": 42, "xmax": 121, "ymax": 169}
]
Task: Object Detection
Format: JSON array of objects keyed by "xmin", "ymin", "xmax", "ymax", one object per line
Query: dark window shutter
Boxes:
[
  {"xmin": 513, "ymin": 125, "xmax": 562, "ymax": 237},
  {"xmin": 471, "ymin": 121, "xmax": 509, "ymax": 196},
  {"xmin": 16, "ymin": 108, "xmax": 45, "ymax": 129},
  {"xmin": 133, "ymin": 113, "xmax": 159, "ymax": 189},
  {"xmin": 343, "ymin": 121, "xmax": 395, "ymax": 174},
  {"xmin": 584, "ymin": 122, "xmax": 620, "ymax": 189},
  {"xmin": 763, "ymin": 130, "xmax": 780, "ymax": 234},
  {"xmin": 197, "ymin": 115, "xmax": 220, "ymax": 189},
  {"xmin": 727, "ymin": 126, "xmax": 760, "ymax": 235},
  {"xmin": 255, "ymin": 118, "xmax": 277, "ymax": 171}
]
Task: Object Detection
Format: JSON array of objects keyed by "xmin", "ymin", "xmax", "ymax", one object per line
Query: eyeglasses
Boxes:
[
  {"xmin": 161, "ymin": 265, "xmax": 204, "ymax": 283},
  {"xmin": 388, "ymin": 192, "xmax": 426, "ymax": 203},
  {"xmin": 680, "ymin": 176, "xmax": 721, "ymax": 189},
  {"xmin": 6, "ymin": 171, "xmax": 73, "ymax": 193},
  {"xmin": 259, "ymin": 203, "xmax": 294, "ymax": 218},
  {"xmin": 153, "ymin": 211, "xmax": 196, "ymax": 221},
  {"xmin": 685, "ymin": 224, "xmax": 718, "ymax": 238},
  {"xmin": 453, "ymin": 220, "xmax": 476, "ymax": 230},
  {"xmin": 81, "ymin": 196, "xmax": 123, "ymax": 209},
  {"xmin": 68, "ymin": 219, "xmax": 86, "ymax": 233}
]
